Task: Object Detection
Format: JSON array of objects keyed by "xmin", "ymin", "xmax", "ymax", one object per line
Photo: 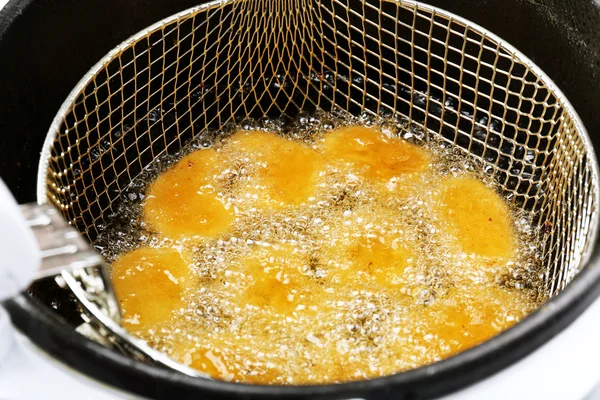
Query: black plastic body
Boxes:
[{"xmin": 1, "ymin": 0, "xmax": 600, "ymax": 399}]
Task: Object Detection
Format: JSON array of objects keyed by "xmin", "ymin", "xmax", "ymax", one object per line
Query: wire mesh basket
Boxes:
[{"xmin": 38, "ymin": 0, "xmax": 599, "ymax": 375}]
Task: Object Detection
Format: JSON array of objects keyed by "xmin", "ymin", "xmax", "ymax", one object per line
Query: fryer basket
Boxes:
[{"xmin": 38, "ymin": 0, "xmax": 599, "ymax": 375}]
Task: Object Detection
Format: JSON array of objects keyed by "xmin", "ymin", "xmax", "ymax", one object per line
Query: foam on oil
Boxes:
[{"xmin": 97, "ymin": 110, "xmax": 545, "ymax": 384}]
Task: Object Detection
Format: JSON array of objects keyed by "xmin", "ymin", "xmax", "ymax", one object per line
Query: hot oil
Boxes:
[{"xmin": 97, "ymin": 110, "xmax": 545, "ymax": 384}]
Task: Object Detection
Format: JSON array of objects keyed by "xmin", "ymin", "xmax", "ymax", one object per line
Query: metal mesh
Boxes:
[{"xmin": 42, "ymin": 0, "xmax": 598, "ymax": 304}]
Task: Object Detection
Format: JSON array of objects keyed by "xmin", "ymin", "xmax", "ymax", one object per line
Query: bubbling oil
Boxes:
[{"xmin": 99, "ymin": 111, "xmax": 545, "ymax": 385}]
